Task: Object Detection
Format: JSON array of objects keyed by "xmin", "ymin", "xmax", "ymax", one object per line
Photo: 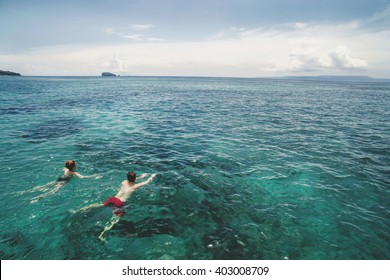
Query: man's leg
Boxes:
[{"xmin": 99, "ymin": 215, "xmax": 121, "ymax": 242}]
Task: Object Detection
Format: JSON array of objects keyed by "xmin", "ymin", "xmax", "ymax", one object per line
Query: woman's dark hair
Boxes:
[{"xmin": 64, "ymin": 160, "xmax": 76, "ymax": 171}]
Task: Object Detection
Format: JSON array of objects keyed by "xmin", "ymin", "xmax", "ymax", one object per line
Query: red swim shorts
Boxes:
[{"xmin": 103, "ymin": 196, "xmax": 125, "ymax": 216}]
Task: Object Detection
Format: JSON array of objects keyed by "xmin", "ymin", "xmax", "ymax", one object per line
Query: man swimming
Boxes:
[{"xmin": 77, "ymin": 172, "xmax": 157, "ymax": 241}]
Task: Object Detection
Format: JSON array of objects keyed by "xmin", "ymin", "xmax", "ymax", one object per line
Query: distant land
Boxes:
[
  {"xmin": 274, "ymin": 75, "xmax": 390, "ymax": 82},
  {"xmin": 101, "ymin": 72, "xmax": 117, "ymax": 77},
  {"xmin": 0, "ymin": 70, "xmax": 21, "ymax": 76}
]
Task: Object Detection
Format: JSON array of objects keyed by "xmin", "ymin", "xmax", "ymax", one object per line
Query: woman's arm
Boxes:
[{"xmin": 73, "ymin": 172, "xmax": 98, "ymax": 179}]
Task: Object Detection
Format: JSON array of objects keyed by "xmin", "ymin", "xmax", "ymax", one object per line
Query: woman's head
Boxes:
[{"xmin": 64, "ymin": 160, "xmax": 76, "ymax": 171}]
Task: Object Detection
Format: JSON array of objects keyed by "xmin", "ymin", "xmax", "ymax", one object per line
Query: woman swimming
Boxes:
[{"xmin": 29, "ymin": 160, "xmax": 98, "ymax": 203}]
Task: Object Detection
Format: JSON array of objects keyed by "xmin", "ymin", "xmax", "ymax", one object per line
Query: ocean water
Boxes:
[{"xmin": 0, "ymin": 76, "xmax": 389, "ymax": 260}]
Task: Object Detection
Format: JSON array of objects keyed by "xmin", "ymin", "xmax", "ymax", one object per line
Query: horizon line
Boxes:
[{"xmin": 3, "ymin": 74, "xmax": 390, "ymax": 81}]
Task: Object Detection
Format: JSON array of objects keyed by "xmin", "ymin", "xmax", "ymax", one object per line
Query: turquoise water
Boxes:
[{"xmin": 0, "ymin": 76, "xmax": 389, "ymax": 260}]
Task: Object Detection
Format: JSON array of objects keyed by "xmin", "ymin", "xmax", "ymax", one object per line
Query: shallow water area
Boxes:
[{"xmin": 0, "ymin": 76, "xmax": 389, "ymax": 259}]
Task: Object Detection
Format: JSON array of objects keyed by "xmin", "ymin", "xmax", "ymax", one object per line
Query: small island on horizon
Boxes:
[
  {"xmin": 0, "ymin": 70, "xmax": 21, "ymax": 76},
  {"xmin": 101, "ymin": 72, "xmax": 117, "ymax": 77}
]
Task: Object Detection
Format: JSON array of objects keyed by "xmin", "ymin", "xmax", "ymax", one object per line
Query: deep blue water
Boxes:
[{"xmin": 0, "ymin": 76, "xmax": 389, "ymax": 260}]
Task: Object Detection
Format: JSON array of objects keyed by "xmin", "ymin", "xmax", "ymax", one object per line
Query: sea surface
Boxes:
[{"xmin": 0, "ymin": 76, "xmax": 389, "ymax": 260}]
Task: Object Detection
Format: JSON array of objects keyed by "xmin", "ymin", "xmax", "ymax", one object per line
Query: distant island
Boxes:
[
  {"xmin": 101, "ymin": 72, "xmax": 117, "ymax": 77},
  {"xmin": 0, "ymin": 70, "xmax": 21, "ymax": 76},
  {"xmin": 277, "ymin": 75, "xmax": 390, "ymax": 82}
]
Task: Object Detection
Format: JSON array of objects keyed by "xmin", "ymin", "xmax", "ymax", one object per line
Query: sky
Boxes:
[{"xmin": 0, "ymin": 0, "xmax": 389, "ymax": 77}]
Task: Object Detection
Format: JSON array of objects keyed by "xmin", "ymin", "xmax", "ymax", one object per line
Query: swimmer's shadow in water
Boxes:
[{"xmin": 112, "ymin": 218, "xmax": 177, "ymax": 238}]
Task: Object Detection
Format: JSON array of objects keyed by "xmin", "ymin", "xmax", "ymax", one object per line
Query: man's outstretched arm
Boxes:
[{"xmin": 134, "ymin": 173, "xmax": 157, "ymax": 189}]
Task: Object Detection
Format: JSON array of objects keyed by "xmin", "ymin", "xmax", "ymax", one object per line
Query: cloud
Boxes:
[
  {"xmin": 211, "ymin": 27, "xmax": 247, "ymax": 40},
  {"xmin": 286, "ymin": 46, "xmax": 368, "ymax": 72},
  {"xmin": 326, "ymin": 47, "xmax": 368, "ymax": 69},
  {"xmin": 363, "ymin": 6, "xmax": 390, "ymax": 31},
  {"xmin": 104, "ymin": 24, "xmax": 165, "ymax": 42},
  {"xmin": 235, "ymin": 20, "xmax": 372, "ymax": 74},
  {"xmin": 129, "ymin": 24, "xmax": 154, "ymax": 31},
  {"xmin": 2, "ymin": 13, "xmax": 388, "ymax": 77}
]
